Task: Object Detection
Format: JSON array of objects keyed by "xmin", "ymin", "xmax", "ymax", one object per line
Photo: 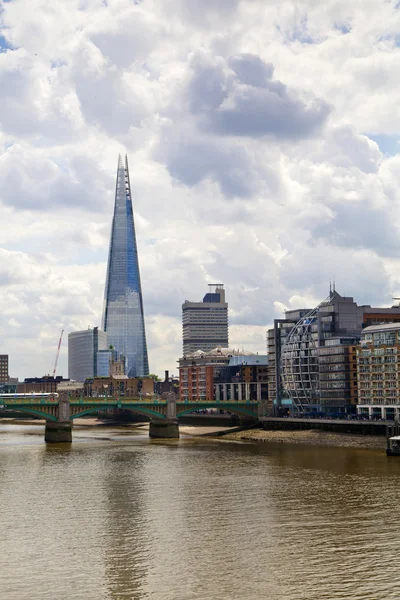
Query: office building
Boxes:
[
  {"xmin": 267, "ymin": 309, "xmax": 310, "ymax": 414},
  {"xmin": 182, "ymin": 284, "xmax": 228, "ymax": 355},
  {"xmin": 0, "ymin": 355, "xmax": 9, "ymax": 383},
  {"xmin": 318, "ymin": 338, "xmax": 359, "ymax": 411},
  {"xmin": 272, "ymin": 289, "xmax": 400, "ymax": 415},
  {"xmin": 68, "ymin": 327, "xmax": 108, "ymax": 381},
  {"xmin": 102, "ymin": 155, "xmax": 149, "ymax": 377},
  {"xmin": 357, "ymin": 323, "xmax": 400, "ymax": 420}
]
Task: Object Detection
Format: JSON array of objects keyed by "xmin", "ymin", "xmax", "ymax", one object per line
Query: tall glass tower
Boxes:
[{"xmin": 102, "ymin": 155, "xmax": 149, "ymax": 377}]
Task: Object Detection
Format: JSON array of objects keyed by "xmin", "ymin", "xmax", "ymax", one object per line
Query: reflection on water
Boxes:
[{"xmin": 0, "ymin": 424, "xmax": 400, "ymax": 600}]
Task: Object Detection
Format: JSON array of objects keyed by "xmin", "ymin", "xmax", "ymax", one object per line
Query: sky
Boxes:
[{"xmin": 2, "ymin": 0, "xmax": 400, "ymax": 380}]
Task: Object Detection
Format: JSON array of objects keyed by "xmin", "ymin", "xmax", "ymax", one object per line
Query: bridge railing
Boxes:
[
  {"xmin": 0, "ymin": 397, "xmax": 58, "ymax": 405},
  {"xmin": 70, "ymin": 395, "xmax": 166, "ymax": 404}
]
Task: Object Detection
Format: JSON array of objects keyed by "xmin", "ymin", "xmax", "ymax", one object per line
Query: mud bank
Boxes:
[{"xmin": 221, "ymin": 428, "xmax": 386, "ymax": 450}]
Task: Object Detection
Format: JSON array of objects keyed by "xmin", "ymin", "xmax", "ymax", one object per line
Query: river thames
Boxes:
[{"xmin": 1, "ymin": 422, "xmax": 400, "ymax": 600}]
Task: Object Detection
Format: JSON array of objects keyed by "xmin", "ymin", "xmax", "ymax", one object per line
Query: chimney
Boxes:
[{"xmin": 165, "ymin": 370, "xmax": 169, "ymax": 382}]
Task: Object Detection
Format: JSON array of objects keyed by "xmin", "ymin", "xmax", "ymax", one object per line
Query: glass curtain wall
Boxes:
[{"xmin": 102, "ymin": 155, "xmax": 149, "ymax": 377}]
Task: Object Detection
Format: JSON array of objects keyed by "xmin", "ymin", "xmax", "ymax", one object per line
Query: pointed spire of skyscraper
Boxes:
[{"xmin": 102, "ymin": 155, "xmax": 149, "ymax": 377}]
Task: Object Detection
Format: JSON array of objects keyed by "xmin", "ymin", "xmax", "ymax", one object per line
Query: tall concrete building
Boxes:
[
  {"xmin": 182, "ymin": 284, "xmax": 228, "ymax": 355},
  {"xmin": 0, "ymin": 355, "xmax": 9, "ymax": 383},
  {"xmin": 102, "ymin": 155, "xmax": 149, "ymax": 377},
  {"xmin": 68, "ymin": 327, "xmax": 108, "ymax": 381}
]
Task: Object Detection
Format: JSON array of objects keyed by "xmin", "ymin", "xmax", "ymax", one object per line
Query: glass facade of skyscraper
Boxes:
[
  {"xmin": 68, "ymin": 327, "xmax": 108, "ymax": 381},
  {"xmin": 102, "ymin": 155, "xmax": 149, "ymax": 377}
]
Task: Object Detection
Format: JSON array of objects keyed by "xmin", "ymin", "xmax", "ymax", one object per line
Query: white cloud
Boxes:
[{"xmin": 1, "ymin": 0, "xmax": 400, "ymax": 379}]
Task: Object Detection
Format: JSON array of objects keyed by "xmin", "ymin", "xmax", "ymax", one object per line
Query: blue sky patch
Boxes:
[
  {"xmin": 276, "ymin": 17, "xmax": 322, "ymax": 45},
  {"xmin": 367, "ymin": 134, "xmax": 400, "ymax": 156},
  {"xmin": 333, "ymin": 22, "xmax": 352, "ymax": 34},
  {"xmin": 0, "ymin": 33, "xmax": 12, "ymax": 53}
]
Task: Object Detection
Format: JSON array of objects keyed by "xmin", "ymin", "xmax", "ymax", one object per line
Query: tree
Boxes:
[{"xmin": 145, "ymin": 373, "xmax": 161, "ymax": 381}]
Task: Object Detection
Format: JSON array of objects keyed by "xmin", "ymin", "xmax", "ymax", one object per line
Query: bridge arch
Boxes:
[
  {"xmin": 0, "ymin": 408, "xmax": 58, "ymax": 422},
  {"xmin": 176, "ymin": 404, "xmax": 258, "ymax": 419},
  {"xmin": 70, "ymin": 407, "xmax": 166, "ymax": 421}
]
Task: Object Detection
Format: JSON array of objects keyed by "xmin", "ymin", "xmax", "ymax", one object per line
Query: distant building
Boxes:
[
  {"xmin": 273, "ymin": 289, "xmax": 400, "ymax": 415},
  {"xmin": 17, "ymin": 376, "xmax": 69, "ymax": 394},
  {"xmin": 0, "ymin": 355, "xmax": 9, "ymax": 384},
  {"xmin": 178, "ymin": 347, "xmax": 267, "ymax": 403},
  {"xmin": 357, "ymin": 323, "xmax": 400, "ymax": 420},
  {"xmin": 214, "ymin": 354, "xmax": 268, "ymax": 404},
  {"xmin": 267, "ymin": 309, "xmax": 311, "ymax": 415},
  {"xmin": 182, "ymin": 284, "xmax": 228, "ymax": 355},
  {"xmin": 84, "ymin": 376, "xmax": 154, "ymax": 398},
  {"xmin": 318, "ymin": 337, "xmax": 359, "ymax": 412},
  {"xmin": 102, "ymin": 155, "xmax": 149, "ymax": 377},
  {"xmin": 97, "ymin": 348, "xmax": 126, "ymax": 377},
  {"xmin": 0, "ymin": 382, "xmax": 17, "ymax": 394},
  {"xmin": 57, "ymin": 380, "xmax": 84, "ymax": 397},
  {"xmin": 155, "ymin": 370, "xmax": 180, "ymax": 396},
  {"xmin": 68, "ymin": 327, "xmax": 108, "ymax": 381}
]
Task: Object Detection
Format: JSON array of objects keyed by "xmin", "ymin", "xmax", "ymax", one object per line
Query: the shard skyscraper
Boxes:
[{"xmin": 102, "ymin": 155, "xmax": 149, "ymax": 377}]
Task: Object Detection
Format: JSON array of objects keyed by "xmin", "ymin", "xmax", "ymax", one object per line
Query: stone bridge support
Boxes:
[
  {"xmin": 149, "ymin": 392, "xmax": 179, "ymax": 439},
  {"xmin": 45, "ymin": 392, "xmax": 72, "ymax": 443}
]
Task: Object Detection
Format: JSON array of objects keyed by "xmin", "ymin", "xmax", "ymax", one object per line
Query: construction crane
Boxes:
[{"xmin": 51, "ymin": 329, "xmax": 64, "ymax": 377}]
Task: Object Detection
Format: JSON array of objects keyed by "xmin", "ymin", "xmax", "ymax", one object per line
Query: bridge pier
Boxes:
[
  {"xmin": 149, "ymin": 419, "xmax": 179, "ymax": 439},
  {"xmin": 149, "ymin": 392, "xmax": 179, "ymax": 438},
  {"xmin": 45, "ymin": 421, "xmax": 72, "ymax": 443},
  {"xmin": 45, "ymin": 391, "xmax": 72, "ymax": 443}
]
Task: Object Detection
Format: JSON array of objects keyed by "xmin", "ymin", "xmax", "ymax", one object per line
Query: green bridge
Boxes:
[{"xmin": 0, "ymin": 393, "xmax": 262, "ymax": 442}]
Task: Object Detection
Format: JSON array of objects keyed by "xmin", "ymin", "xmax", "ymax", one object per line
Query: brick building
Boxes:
[
  {"xmin": 17, "ymin": 376, "xmax": 69, "ymax": 394},
  {"xmin": 84, "ymin": 376, "xmax": 154, "ymax": 398},
  {"xmin": 179, "ymin": 347, "xmax": 268, "ymax": 402}
]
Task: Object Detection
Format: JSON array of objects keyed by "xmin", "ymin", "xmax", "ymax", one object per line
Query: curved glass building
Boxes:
[
  {"xmin": 280, "ymin": 305, "xmax": 321, "ymax": 412},
  {"xmin": 102, "ymin": 155, "xmax": 149, "ymax": 377}
]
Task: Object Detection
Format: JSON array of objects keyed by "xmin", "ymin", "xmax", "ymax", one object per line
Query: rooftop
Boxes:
[
  {"xmin": 183, "ymin": 347, "xmax": 254, "ymax": 359},
  {"xmin": 362, "ymin": 323, "xmax": 400, "ymax": 334}
]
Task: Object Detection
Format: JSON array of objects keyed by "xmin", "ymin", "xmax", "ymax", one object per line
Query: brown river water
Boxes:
[{"xmin": 0, "ymin": 421, "xmax": 399, "ymax": 600}]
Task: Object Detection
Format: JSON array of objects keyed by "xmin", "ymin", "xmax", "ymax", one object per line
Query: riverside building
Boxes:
[
  {"xmin": 182, "ymin": 284, "xmax": 228, "ymax": 355},
  {"xmin": 272, "ymin": 289, "xmax": 400, "ymax": 416},
  {"xmin": 102, "ymin": 155, "xmax": 149, "ymax": 377},
  {"xmin": 267, "ymin": 309, "xmax": 311, "ymax": 415},
  {"xmin": 357, "ymin": 323, "xmax": 400, "ymax": 420},
  {"xmin": 178, "ymin": 347, "xmax": 267, "ymax": 403}
]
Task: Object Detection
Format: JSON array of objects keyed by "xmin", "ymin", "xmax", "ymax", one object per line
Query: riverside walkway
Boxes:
[{"xmin": 0, "ymin": 393, "xmax": 261, "ymax": 442}]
